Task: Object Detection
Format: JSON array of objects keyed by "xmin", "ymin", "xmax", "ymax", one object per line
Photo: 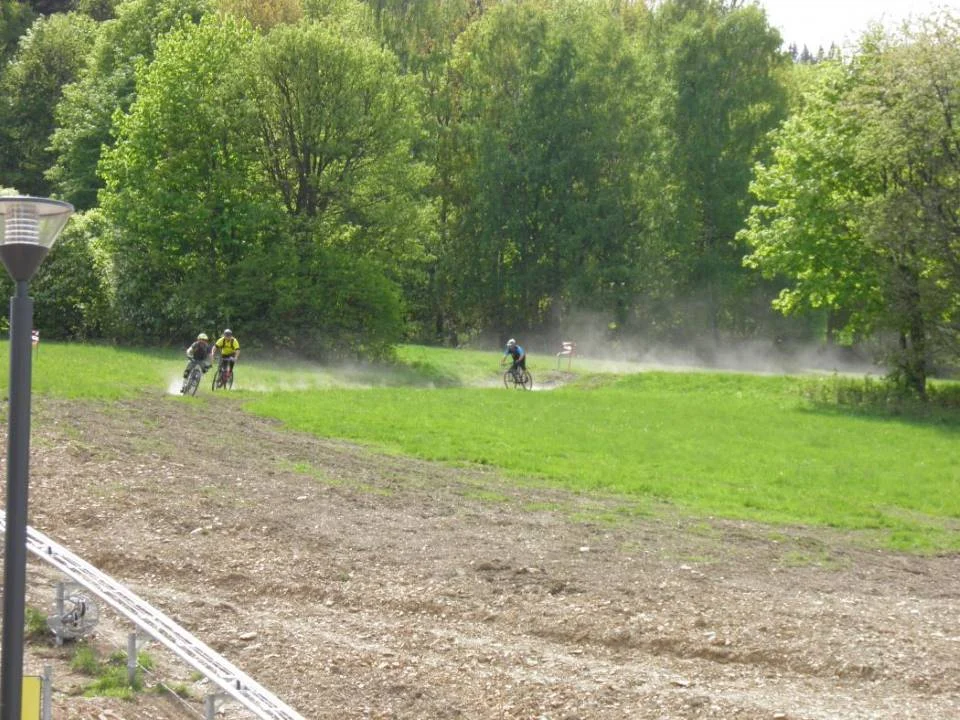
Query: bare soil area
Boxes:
[{"xmin": 8, "ymin": 391, "xmax": 960, "ymax": 719}]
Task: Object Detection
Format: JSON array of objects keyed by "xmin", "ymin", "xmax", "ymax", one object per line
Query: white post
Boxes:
[{"xmin": 127, "ymin": 632, "xmax": 137, "ymax": 686}]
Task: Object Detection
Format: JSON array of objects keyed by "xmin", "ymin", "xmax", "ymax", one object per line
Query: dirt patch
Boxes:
[{"xmin": 8, "ymin": 392, "xmax": 959, "ymax": 719}]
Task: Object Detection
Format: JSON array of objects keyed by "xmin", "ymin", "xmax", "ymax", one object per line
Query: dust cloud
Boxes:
[{"xmin": 519, "ymin": 312, "xmax": 881, "ymax": 377}]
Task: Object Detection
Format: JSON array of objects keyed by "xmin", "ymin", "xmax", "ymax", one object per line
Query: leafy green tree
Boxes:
[
  {"xmin": 0, "ymin": 206, "xmax": 114, "ymax": 338},
  {"xmin": 846, "ymin": 18, "xmax": 960, "ymax": 391},
  {"xmin": 652, "ymin": 0, "xmax": 790, "ymax": 336},
  {"xmin": 446, "ymin": 0, "xmax": 671, "ymax": 339},
  {"xmin": 216, "ymin": 0, "xmax": 301, "ymax": 30},
  {"xmin": 99, "ymin": 14, "xmax": 275, "ymax": 340},
  {"xmin": 740, "ymin": 61, "xmax": 881, "ymax": 340},
  {"xmin": 75, "ymin": 0, "xmax": 121, "ymax": 21},
  {"xmin": 47, "ymin": 0, "xmax": 213, "ymax": 209},
  {"xmin": 251, "ymin": 19, "xmax": 434, "ymax": 281},
  {"xmin": 0, "ymin": 0, "xmax": 34, "ymax": 63},
  {"xmin": 352, "ymin": 0, "xmax": 493, "ymax": 343},
  {"xmin": 246, "ymin": 17, "xmax": 432, "ymax": 355},
  {"xmin": 0, "ymin": 11, "xmax": 97, "ymax": 196},
  {"xmin": 101, "ymin": 13, "xmax": 414, "ymax": 356},
  {"xmin": 742, "ymin": 15, "xmax": 960, "ymax": 394}
]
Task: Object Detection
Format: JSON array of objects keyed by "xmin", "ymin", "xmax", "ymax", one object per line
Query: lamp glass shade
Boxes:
[
  {"xmin": 0, "ymin": 196, "xmax": 74, "ymax": 248},
  {"xmin": 0, "ymin": 197, "xmax": 74, "ymax": 281}
]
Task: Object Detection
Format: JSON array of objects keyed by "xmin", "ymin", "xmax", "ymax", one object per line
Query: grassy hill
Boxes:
[{"xmin": 2, "ymin": 341, "xmax": 958, "ymax": 551}]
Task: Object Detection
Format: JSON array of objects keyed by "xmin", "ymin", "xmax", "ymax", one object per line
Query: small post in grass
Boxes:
[{"xmin": 557, "ymin": 340, "xmax": 576, "ymax": 370}]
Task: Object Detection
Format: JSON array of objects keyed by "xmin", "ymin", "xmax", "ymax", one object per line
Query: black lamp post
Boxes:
[{"xmin": 0, "ymin": 196, "xmax": 72, "ymax": 720}]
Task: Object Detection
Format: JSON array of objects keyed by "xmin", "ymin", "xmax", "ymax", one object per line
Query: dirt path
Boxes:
[{"xmin": 9, "ymin": 392, "xmax": 960, "ymax": 719}]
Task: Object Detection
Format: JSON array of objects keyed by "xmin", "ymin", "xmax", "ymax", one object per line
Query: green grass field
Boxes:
[{"xmin": 2, "ymin": 341, "xmax": 959, "ymax": 551}]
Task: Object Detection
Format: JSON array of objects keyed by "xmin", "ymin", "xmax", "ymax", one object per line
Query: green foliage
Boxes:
[
  {"xmin": 801, "ymin": 374, "xmax": 960, "ymax": 418},
  {"xmin": 651, "ymin": 0, "xmax": 790, "ymax": 334},
  {"xmin": 237, "ymin": 239, "xmax": 406, "ymax": 359},
  {"xmin": 137, "ymin": 651, "xmax": 155, "ymax": 671},
  {"xmin": 83, "ymin": 665, "xmax": 140, "ymax": 699},
  {"xmin": 24, "ymin": 606, "xmax": 49, "ymax": 641},
  {"xmin": 69, "ymin": 641, "xmax": 146, "ymax": 699},
  {"xmin": 100, "ymin": 13, "xmax": 273, "ymax": 341},
  {"xmin": 740, "ymin": 60, "xmax": 881, "ymax": 332},
  {"xmin": 0, "ymin": 0, "xmax": 957, "ymax": 368},
  {"xmin": 76, "ymin": 0, "xmax": 120, "ymax": 22},
  {"xmin": 47, "ymin": 0, "xmax": 214, "ymax": 209},
  {"xmin": 251, "ymin": 19, "xmax": 434, "ymax": 260},
  {"xmin": 70, "ymin": 644, "xmax": 100, "ymax": 675},
  {"xmin": 0, "ymin": 11, "xmax": 97, "ymax": 196},
  {"xmin": 0, "ymin": 209, "xmax": 115, "ymax": 339},
  {"xmin": 217, "ymin": 0, "xmax": 301, "ymax": 29},
  {"xmin": 742, "ymin": 14, "xmax": 960, "ymax": 395},
  {"xmin": 161, "ymin": 682, "xmax": 191, "ymax": 698},
  {"xmin": 447, "ymin": 0, "xmax": 674, "ymax": 337},
  {"xmin": 0, "ymin": 1, "xmax": 34, "ymax": 64}
]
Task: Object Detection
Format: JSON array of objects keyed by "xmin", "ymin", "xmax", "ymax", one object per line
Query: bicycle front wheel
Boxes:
[
  {"xmin": 503, "ymin": 370, "xmax": 513, "ymax": 389},
  {"xmin": 184, "ymin": 368, "xmax": 201, "ymax": 396}
]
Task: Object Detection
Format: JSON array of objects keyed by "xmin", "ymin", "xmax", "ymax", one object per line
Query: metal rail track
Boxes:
[{"xmin": 1, "ymin": 517, "xmax": 306, "ymax": 720}]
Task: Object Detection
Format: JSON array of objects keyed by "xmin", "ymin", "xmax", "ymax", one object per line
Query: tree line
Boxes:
[{"xmin": 0, "ymin": 0, "xmax": 957, "ymax": 393}]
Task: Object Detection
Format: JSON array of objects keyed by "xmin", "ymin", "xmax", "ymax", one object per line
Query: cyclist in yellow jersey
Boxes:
[{"xmin": 213, "ymin": 329, "xmax": 240, "ymax": 378}]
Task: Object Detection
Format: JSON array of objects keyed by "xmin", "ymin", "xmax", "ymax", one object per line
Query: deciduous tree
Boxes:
[{"xmin": 0, "ymin": 11, "xmax": 96, "ymax": 195}]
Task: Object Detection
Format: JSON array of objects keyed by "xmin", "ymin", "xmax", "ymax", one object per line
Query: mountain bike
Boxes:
[
  {"xmin": 211, "ymin": 358, "xmax": 235, "ymax": 391},
  {"xmin": 503, "ymin": 365, "xmax": 533, "ymax": 390},
  {"xmin": 180, "ymin": 362, "xmax": 203, "ymax": 396}
]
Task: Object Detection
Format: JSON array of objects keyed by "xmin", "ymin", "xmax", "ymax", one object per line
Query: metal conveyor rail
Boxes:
[{"xmin": 0, "ymin": 517, "xmax": 306, "ymax": 720}]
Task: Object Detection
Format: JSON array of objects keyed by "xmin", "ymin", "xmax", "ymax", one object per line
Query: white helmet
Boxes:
[{"xmin": 507, "ymin": 338, "xmax": 516, "ymax": 347}]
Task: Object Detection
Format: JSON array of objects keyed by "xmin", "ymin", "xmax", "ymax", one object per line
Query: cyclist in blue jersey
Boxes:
[{"xmin": 500, "ymin": 338, "xmax": 526, "ymax": 374}]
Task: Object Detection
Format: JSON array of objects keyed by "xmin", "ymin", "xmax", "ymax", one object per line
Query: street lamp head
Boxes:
[{"xmin": 0, "ymin": 196, "xmax": 74, "ymax": 282}]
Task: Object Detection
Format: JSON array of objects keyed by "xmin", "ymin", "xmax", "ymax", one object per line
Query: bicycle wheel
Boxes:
[
  {"xmin": 183, "ymin": 368, "xmax": 200, "ymax": 396},
  {"xmin": 503, "ymin": 370, "xmax": 514, "ymax": 389},
  {"xmin": 226, "ymin": 368, "xmax": 234, "ymax": 389},
  {"xmin": 520, "ymin": 371, "xmax": 533, "ymax": 390},
  {"xmin": 211, "ymin": 366, "xmax": 223, "ymax": 391}
]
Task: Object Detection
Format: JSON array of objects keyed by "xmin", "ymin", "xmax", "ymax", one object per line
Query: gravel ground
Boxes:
[{"xmin": 4, "ymin": 391, "xmax": 958, "ymax": 719}]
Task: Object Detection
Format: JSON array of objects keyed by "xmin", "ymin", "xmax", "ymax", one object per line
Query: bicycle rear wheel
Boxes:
[{"xmin": 520, "ymin": 371, "xmax": 533, "ymax": 390}]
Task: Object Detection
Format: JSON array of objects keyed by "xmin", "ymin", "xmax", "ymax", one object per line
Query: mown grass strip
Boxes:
[
  {"xmin": 244, "ymin": 371, "xmax": 960, "ymax": 552},
  {"xmin": 0, "ymin": 341, "xmax": 176, "ymax": 400}
]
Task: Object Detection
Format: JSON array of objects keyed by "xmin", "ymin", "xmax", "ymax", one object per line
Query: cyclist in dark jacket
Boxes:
[
  {"xmin": 183, "ymin": 333, "xmax": 212, "ymax": 378},
  {"xmin": 501, "ymin": 338, "xmax": 526, "ymax": 372}
]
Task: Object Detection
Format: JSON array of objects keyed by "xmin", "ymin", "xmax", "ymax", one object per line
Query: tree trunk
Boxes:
[{"xmin": 895, "ymin": 261, "xmax": 928, "ymax": 398}]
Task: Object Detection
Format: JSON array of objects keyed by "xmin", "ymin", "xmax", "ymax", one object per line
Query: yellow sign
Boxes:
[{"xmin": 21, "ymin": 675, "xmax": 41, "ymax": 720}]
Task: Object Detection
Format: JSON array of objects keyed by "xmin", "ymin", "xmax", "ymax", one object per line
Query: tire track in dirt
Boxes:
[{"xmin": 11, "ymin": 393, "xmax": 960, "ymax": 719}]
